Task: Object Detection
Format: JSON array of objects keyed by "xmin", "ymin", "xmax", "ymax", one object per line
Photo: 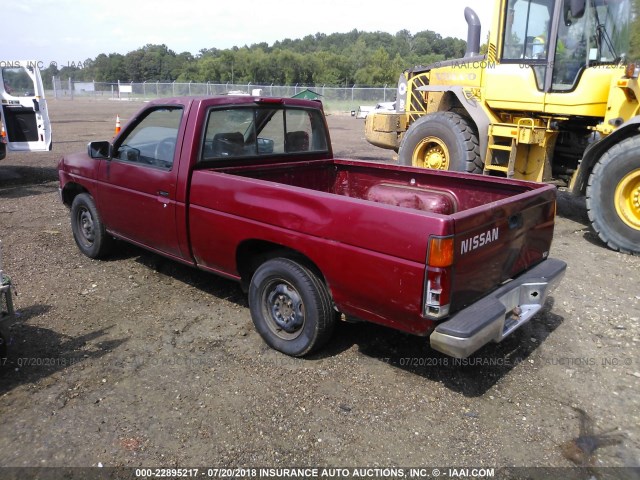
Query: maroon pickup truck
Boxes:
[{"xmin": 58, "ymin": 96, "xmax": 566, "ymax": 358}]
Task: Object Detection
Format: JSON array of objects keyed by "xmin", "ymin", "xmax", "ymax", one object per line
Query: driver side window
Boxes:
[{"xmin": 114, "ymin": 107, "xmax": 183, "ymax": 170}]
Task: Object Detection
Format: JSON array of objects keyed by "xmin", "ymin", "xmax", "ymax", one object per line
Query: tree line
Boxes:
[{"xmin": 43, "ymin": 29, "xmax": 466, "ymax": 87}]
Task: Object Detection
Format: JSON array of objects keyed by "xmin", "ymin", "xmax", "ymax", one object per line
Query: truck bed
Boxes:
[
  {"xmin": 189, "ymin": 158, "xmax": 557, "ymax": 335},
  {"xmin": 213, "ymin": 158, "xmax": 534, "ymax": 214}
]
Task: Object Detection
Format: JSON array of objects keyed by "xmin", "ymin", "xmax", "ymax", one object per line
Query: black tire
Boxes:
[
  {"xmin": 70, "ymin": 193, "xmax": 113, "ymax": 259},
  {"xmin": 0, "ymin": 332, "xmax": 7, "ymax": 360},
  {"xmin": 398, "ymin": 111, "xmax": 482, "ymax": 174},
  {"xmin": 248, "ymin": 258, "xmax": 335, "ymax": 357},
  {"xmin": 586, "ymin": 135, "xmax": 640, "ymax": 255}
]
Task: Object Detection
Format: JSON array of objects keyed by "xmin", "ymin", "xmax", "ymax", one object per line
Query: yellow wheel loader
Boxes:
[{"xmin": 365, "ymin": 0, "xmax": 640, "ymax": 254}]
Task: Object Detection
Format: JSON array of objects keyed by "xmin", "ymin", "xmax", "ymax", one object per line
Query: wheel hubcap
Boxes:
[
  {"xmin": 267, "ymin": 282, "xmax": 304, "ymax": 334},
  {"xmin": 614, "ymin": 168, "xmax": 640, "ymax": 230},
  {"xmin": 413, "ymin": 136, "xmax": 450, "ymax": 170},
  {"xmin": 78, "ymin": 208, "xmax": 95, "ymax": 244}
]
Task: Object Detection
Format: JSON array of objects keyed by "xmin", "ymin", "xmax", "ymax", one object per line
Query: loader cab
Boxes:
[
  {"xmin": 484, "ymin": 0, "xmax": 631, "ymax": 115},
  {"xmin": 0, "ymin": 61, "xmax": 52, "ymax": 159},
  {"xmin": 498, "ymin": 0, "xmax": 631, "ymax": 92}
]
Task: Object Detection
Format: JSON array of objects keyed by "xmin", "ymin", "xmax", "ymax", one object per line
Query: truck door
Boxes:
[
  {"xmin": 96, "ymin": 106, "xmax": 184, "ymax": 258},
  {"xmin": 543, "ymin": 0, "xmax": 629, "ymax": 116},
  {"xmin": 0, "ymin": 61, "xmax": 52, "ymax": 153}
]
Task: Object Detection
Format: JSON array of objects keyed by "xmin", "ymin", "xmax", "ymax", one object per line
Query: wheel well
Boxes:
[
  {"xmin": 61, "ymin": 182, "xmax": 90, "ymax": 207},
  {"xmin": 401, "ymin": 92, "xmax": 470, "ymax": 148},
  {"xmin": 236, "ymin": 240, "xmax": 327, "ymax": 292},
  {"xmin": 420, "ymin": 87, "xmax": 490, "ymax": 161},
  {"xmin": 442, "ymin": 92, "xmax": 466, "ymax": 117}
]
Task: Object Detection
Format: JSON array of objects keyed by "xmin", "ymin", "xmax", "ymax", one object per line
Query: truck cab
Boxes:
[{"xmin": 0, "ymin": 60, "xmax": 52, "ymax": 160}]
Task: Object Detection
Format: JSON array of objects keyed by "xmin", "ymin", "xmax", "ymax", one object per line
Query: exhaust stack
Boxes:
[{"xmin": 464, "ymin": 7, "xmax": 481, "ymax": 58}]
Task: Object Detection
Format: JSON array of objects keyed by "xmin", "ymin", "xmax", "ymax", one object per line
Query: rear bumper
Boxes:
[{"xmin": 429, "ymin": 258, "xmax": 566, "ymax": 358}]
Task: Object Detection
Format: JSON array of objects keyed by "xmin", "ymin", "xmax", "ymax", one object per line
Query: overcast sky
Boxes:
[{"xmin": 2, "ymin": 0, "xmax": 493, "ymax": 66}]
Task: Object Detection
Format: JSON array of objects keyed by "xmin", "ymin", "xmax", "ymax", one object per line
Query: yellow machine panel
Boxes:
[
  {"xmin": 544, "ymin": 67, "xmax": 622, "ymax": 117},
  {"xmin": 483, "ymin": 64, "xmax": 546, "ymax": 112}
]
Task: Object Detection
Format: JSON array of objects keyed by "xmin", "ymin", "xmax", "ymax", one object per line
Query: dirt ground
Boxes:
[{"xmin": 0, "ymin": 98, "xmax": 639, "ymax": 475}]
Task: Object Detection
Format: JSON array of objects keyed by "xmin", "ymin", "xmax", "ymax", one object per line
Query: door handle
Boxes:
[{"xmin": 157, "ymin": 190, "xmax": 170, "ymax": 208}]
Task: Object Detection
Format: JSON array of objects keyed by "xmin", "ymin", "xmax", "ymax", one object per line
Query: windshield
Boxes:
[{"xmin": 553, "ymin": 0, "xmax": 631, "ymax": 90}]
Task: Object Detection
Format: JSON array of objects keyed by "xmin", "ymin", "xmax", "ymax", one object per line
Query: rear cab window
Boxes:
[{"xmin": 200, "ymin": 106, "xmax": 328, "ymax": 163}]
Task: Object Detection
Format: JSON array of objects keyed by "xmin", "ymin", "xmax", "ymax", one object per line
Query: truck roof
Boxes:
[{"xmin": 145, "ymin": 95, "xmax": 324, "ymax": 109}]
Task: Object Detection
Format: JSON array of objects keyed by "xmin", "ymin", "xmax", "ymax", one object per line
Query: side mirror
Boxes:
[
  {"xmin": 257, "ymin": 137, "xmax": 274, "ymax": 154},
  {"xmin": 570, "ymin": 0, "xmax": 586, "ymax": 18},
  {"xmin": 88, "ymin": 141, "xmax": 111, "ymax": 159}
]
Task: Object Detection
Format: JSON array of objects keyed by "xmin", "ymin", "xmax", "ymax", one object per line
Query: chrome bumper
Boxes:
[{"xmin": 429, "ymin": 258, "xmax": 567, "ymax": 359}]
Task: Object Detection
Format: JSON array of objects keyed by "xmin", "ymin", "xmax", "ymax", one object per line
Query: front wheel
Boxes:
[
  {"xmin": 70, "ymin": 193, "xmax": 113, "ymax": 259},
  {"xmin": 398, "ymin": 111, "xmax": 482, "ymax": 174},
  {"xmin": 586, "ymin": 135, "xmax": 640, "ymax": 255},
  {"xmin": 248, "ymin": 258, "xmax": 335, "ymax": 357}
]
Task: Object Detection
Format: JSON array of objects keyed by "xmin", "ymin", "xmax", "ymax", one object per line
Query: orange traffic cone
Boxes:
[{"xmin": 115, "ymin": 115, "xmax": 121, "ymax": 136}]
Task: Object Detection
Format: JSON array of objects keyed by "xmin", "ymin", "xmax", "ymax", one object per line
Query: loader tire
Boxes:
[
  {"xmin": 398, "ymin": 111, "xmax": 482, "ymax": 174},
  {"xmin": 586, "ymin": 135, "xmax": 640, "ymax": 255}
]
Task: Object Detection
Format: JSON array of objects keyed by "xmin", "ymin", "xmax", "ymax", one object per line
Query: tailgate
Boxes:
[{"xmin": 448, "ymin": 183, "xmax": 557, "ymax": 314}]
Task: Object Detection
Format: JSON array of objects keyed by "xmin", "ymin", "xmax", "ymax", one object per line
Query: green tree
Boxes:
[
  {"xmin": 313, "ymin": 52, "xmax": 349, "ymax": 84},
  {"xmin": 354, "ymin": 48, "xmax": 394, "ymax": 85}
]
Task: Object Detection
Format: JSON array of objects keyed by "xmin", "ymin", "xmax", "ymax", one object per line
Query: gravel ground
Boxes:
[{"xmin": 0, "ymin": 99, "xmax": 638, "ymax": 475}]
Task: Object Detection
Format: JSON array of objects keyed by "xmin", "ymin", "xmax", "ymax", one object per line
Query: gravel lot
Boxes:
[{"xmin": 0, "ymin": 99, "xmax": 639, "ymax": 476}]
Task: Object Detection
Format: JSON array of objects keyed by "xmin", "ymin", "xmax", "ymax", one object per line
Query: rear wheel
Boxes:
[
  {"xmin": 586, "ymin": 136, "xmax": 640, "ymax": 255},
  {"xmin": 248, "ymin": 258, "xmax": 335, "ymax": 357},
  {"xmin": 398, "ymin": 111, "xmax": 482, "ymax": 174}
]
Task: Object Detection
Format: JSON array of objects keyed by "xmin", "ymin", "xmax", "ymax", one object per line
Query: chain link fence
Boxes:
[{"xmin": 50, "ymin": 78, "xmax": 397, "ymax": 113}]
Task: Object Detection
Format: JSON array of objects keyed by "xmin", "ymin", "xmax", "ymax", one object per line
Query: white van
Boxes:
[{"xmin": 0, "ymin": 60, "xmax": 52, "ymax": 160}]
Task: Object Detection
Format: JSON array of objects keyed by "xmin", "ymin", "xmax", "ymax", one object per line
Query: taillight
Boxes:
[{"xmin": 424, "ymin": 236, "xmax": 454, "ymax": 319}]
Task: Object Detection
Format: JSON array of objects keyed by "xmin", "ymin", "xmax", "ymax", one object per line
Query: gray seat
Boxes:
[
  {"xmin": 212, "ymin": 132, "xmax": 244, "ymax": 157},
  {"xmin": 286, "ymin": 131, "xmax": 309, "ymax": 153}
]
